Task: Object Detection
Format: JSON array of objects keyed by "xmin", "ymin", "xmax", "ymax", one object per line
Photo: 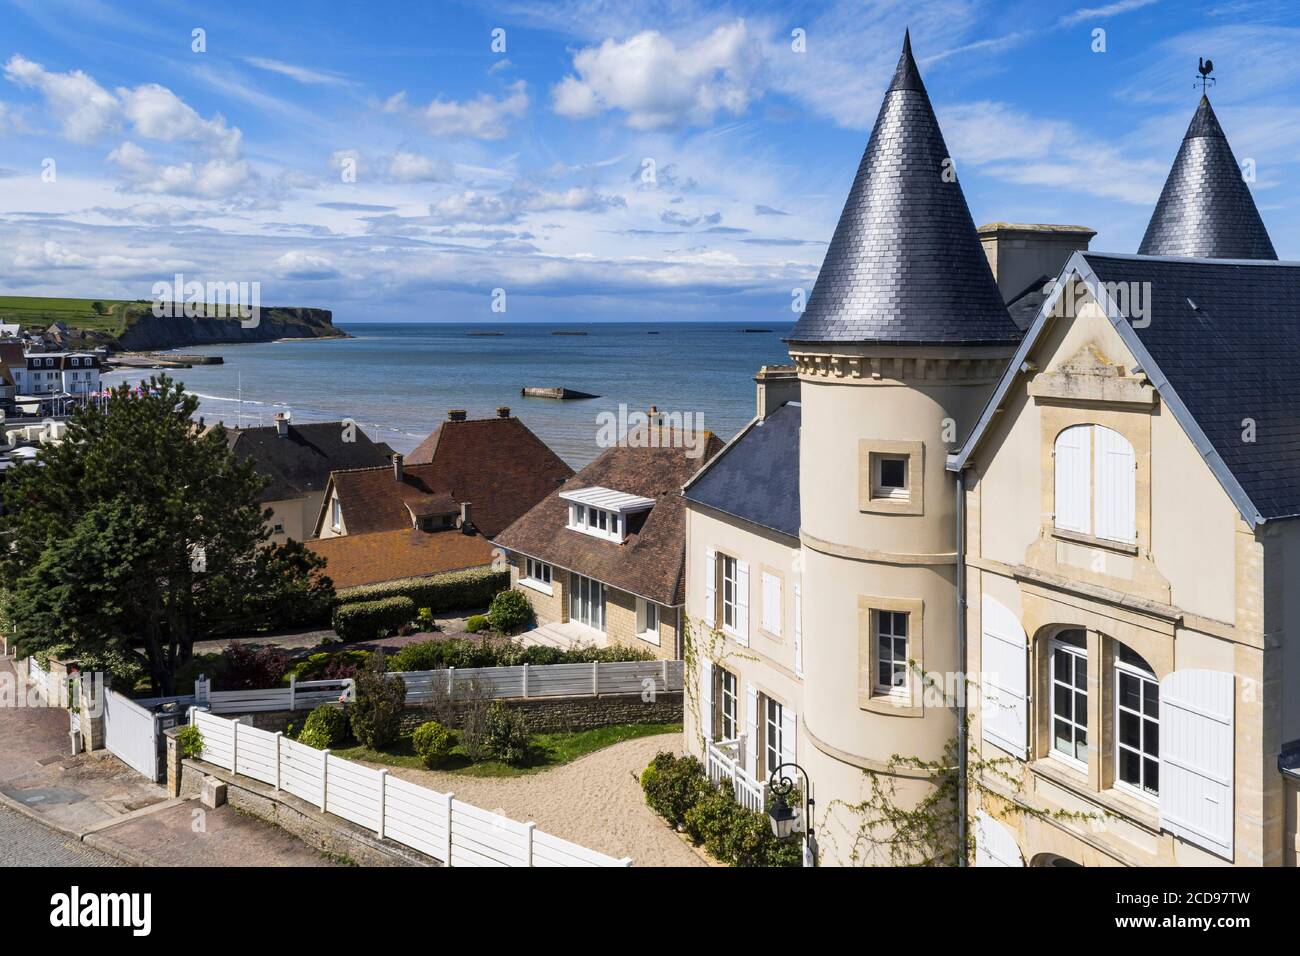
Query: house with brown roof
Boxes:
[
  {"xmin": 226, "ymin": 411, "xmax": 393, "ymax": 543},
  {"xmin": 306, "ymin": 528, "xmax": 495, "ymax": 590},
  {"xmin": 312, "ymin": 407, "xmax": 573, "ymax": 541},
  {"xmin": 495, "ymin": 425, "xmax": 723, "ymax": 660}
]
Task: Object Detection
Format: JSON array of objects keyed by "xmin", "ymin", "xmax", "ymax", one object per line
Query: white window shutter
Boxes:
[
  {"xmin": 745, "ymin": 684, "xmax": 758, "ymax": 773},
  {"xmin": 980, "ymin": 594, "xmax": 1029, "ymax": 758},
  {"xmin": 761, "ymin": 571, "xmax": 781, "ymax": 636},
  {"xmin": 974, "ymin": 810, "xmax": 1024, "ymax": 867},
  {"xmin": 780, "ymin": 708, "xmax": 796, "ymax": 768},
  {"xmin": 1054, "ymin": 425, "xmax": 1092, "ymax": 534},
  {"xmin": 736, "ymin": 561, "xmax": 750, "ymax": 646},
  {"xmin": 703, "ymin": 548, "xmax": 716, "ymax": 629},
  {"xmin": 1094, "ymin": 425, "xmax": 1136, "ymax": 543},
  {"xmin": 1159, "ymin": 669, "xmax": 1234, "ymax": 859},
  {"xmin": 793, "ymin": 583, "xmax": 803, "ymax": 678},
  {"xmin": 700, "ymin": 659, "xmax": 713, "ymax": 742}
]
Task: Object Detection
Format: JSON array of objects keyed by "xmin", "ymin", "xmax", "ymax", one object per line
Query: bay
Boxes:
[{"xmin": 102, "ymin": 321, "xmax": 795, "ymax": 468}]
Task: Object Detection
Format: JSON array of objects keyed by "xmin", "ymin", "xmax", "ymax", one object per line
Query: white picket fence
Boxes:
[
  {"xmin": 190, "ymin": 709, "xmax": 632, "ymax": 867},
  {"xmin": 194, "ymin": 676, "xmax": 355, "ymax": 714},
  {"xmin": 395, "ymin": 659, "xmax": 684, "ymax": 703}
]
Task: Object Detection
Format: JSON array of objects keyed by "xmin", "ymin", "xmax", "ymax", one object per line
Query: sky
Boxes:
[{"xmin": 0, "ymin": 0, "xmax": 1297, "ymax": 323}]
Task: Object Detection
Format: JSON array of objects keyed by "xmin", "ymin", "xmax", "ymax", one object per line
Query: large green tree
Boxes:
[{"xmin": 0, "ymin": 376, "xmax": 334, "ymax": 694}]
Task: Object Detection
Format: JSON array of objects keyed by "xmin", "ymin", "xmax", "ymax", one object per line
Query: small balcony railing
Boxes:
[{"xmin": 704, "ymin": 736, "xmax": 768, "ymax": 814}]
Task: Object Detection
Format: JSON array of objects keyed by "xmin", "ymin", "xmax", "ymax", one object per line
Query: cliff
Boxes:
[
  {"xmin": 0, "ymin": 295, "xmax": 347, "ymax": 351},
  {"xmin": 116, "ymin": 306, "xmax": 347, "ymax": 350}
]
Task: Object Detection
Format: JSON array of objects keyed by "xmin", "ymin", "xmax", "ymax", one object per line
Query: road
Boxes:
[{"xmin": 0, "ymin": 802, "xmax": 120, "ymax": 867}]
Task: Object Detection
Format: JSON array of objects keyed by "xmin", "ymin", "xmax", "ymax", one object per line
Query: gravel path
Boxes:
[{"xmin": 363, "ymin": 732, "xmax": 705, "ymax": 867}]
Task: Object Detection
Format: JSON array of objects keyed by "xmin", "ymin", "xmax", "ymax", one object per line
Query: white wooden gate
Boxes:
[{"xmin": 104, "ymin": 690, "xmax": 162, "ymax": 782}]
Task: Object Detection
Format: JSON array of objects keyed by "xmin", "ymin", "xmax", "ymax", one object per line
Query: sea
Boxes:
[{"xmin": 101, "ymin": 322, "xmax": 796, "ymax": 468}]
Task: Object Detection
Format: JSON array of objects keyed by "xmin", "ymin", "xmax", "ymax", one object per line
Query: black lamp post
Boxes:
[{"xmin": 767, "ymin": 762, "xmax": 814, "ymax": 861}]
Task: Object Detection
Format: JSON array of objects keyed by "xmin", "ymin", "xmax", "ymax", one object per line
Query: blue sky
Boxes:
[{"xmin": 0, "ymin": 0, "xmax": 1297, "ymax": 323}]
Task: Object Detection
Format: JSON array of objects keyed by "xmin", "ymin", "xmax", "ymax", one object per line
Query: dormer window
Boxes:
[{"xmin": 561, "ymin": 486, "xmax": 655, "ymax": 544}]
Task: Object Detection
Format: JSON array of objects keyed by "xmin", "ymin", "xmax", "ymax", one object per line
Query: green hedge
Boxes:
[
  {"xmin": 386, "ymin": 636, "xmax": 657, "ymax": 672},
  {"xmin": 332, "ymin": 596, "xmax": 416, "ymax": 643},
  {"xmin": 336, "ymin": 567, "xmax": 508, "ymax": 614}
]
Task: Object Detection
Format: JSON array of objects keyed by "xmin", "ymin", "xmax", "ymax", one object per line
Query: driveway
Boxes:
[{"xmin": 355, "ymin": 731, "xmax": 705, "ymax": 867}]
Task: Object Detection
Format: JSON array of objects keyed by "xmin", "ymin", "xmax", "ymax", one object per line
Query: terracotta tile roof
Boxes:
[
  {"xmin": 306, "ymin": 528, "xmax": 495, "ymax": 590},
  {"xmin": 321, "ymin": 415, "xmax": 573, "ymax": 538},
  {"xmin": 228, "ymin": 421, "xmax": 391, "ymax": 502},
  {"xmin": 495, "ymin": 429, "xmax": 723, "ymax": 606}
]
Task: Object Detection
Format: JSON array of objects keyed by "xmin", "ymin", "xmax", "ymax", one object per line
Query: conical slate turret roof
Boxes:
[
  {"xmin": 1138, "ymin": 96, "xmax": 1276, "ymax": 260},
  {"xmin": 788, "ymin": 32, "xmax": 1018, "ymax": 346}
]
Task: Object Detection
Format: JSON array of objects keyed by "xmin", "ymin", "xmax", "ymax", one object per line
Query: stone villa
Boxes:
[{"xmin": 683, "ymin": 31, "xmax": 1300, "ymax": 867}]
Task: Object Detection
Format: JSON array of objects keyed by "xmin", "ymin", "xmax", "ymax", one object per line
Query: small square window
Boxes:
[{"xmin": 873, "ymin": 455, "xmax": 909, "ymax": 500}]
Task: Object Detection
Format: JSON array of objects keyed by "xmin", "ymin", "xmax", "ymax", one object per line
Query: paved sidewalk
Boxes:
[{"xmin": 0, "ymin": 656, "xmax": 341, "ymax": 867}]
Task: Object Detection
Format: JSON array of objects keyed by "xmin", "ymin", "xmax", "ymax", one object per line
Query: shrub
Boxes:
[
  {"xmin": 175, "ymin": 725, "xmax": 204, "ymax": 759},
  {"xmin": 222, "ymin": 643, "xmax": 291, "ymax": 690},
  {"xmin": 411, "ymin": 720, "xmax": 455, "ymax": 767},
  {"xmin": 640, "ymin": 752, "xmax": 708, "ymax": 828},
  {"xmin": 332, "ymin": 596, "xmax": 416, "ymax": 643},
  {"xmin": 387, "ymin": 639, "xmax": 451, "ymax": 672},
  {"xmin": 483, "ymin": 702, "xmax": 530, "ymax": 764},
  {"xmin": 416, "ymin": 607, "xmax": 436, "ymax": 631},
  {"xmin": 298, "ymin": 704, "xmax": 349, "ymax": 749},
  {"xmin": 384, "ymin": 636, "xmax": 656, "ymax": 673},
  {"xmin": 336, "ymin": 567, "xmax": 508, "ymax": 613},
  {"xmin": 683, "ymin": 782, "xmax": 740, "ymax": 854},
  {"xmin": 286, "ymin": 649, "xmax": 372, "ymax": 683},
  {"xmin": 486, "ymin": 589, "xmax": 533, "ymax": 634},
  {"xmin": 465, "ymin": 614, "xmax": 489, "ymax": 634},
  {"xmin": 349, "ymin": 654, "xmax": 407, "ymax": 748}
]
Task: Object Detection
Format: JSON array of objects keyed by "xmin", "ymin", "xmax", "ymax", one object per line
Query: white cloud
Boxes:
[
  {"xmin": 4, "ymin": 55, "xmax": 242, "ymax": 157},
  {"xmin": 244, "ymin": 57, "xmax": 351, "ymax": 86},
  {"xmin": 551, "ymin": 21, "xmax": 763, "ymax": 129},
  {"xmin": 428, "ymin": 185, "xmax": 626, "ymax": 225},
  {"xmin": 943, "ymin": 101, "xmax": 1166, "ymax": 204},
  {"xmin": 108, "ymin": 141, "xmax": 253, "ymax": 199},
  {"xmin": 1058, "ymin": 0, "xmax": 1159, "ymax": 28},
  {"xmin": 4, "ymin": 54, "xmax": 119, "ymax": 142},
  {"xmin": 386, "ymin": 151, "xmax": 454, "ymax": 183},
  {"xmin": 410, "ymin": 80, "xmax": 528, "ymax": 139},
  {"xmin": 92, "ymin": 203, "xmax": 204, "ymax": 224},
  {"xmin": 274, "ymin": 250, "xmax": 339, "ymax": 279}
]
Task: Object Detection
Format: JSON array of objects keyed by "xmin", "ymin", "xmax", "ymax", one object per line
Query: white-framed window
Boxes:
[
  {"xmin": 1050, "ymin": 629, "xmax": 1089, "ymax": 767},
  {"xmin": 330, "ymin": 498, "xmax": 342, "ymax": 532},
  {"xmin": 717, "ymin": 667, "xmax": 738, "ymax": 740},
  {"xmin": 567, "ymin": 503, "xmax": 622, "ymax": 542},
  {"xmin": 874, "ymin": 610, "xmax": 909, "ymax": 697},
  {"xmin": 761, "ymin": 570, "xmax": 782, "ymax": 637},
  {"xmin": 762, "ymin": 696, "xmax": 783, "ymax": 777},
  {"xmin": 1115, "ymin": 645, "xmax": 1159, "ymax": 799},
  {"xmin": 636, "ymin": 597, "xmax": 660, "ymax": 643},
  {"xmin": 872, "ymin": 453, "xmax": 909, "ymax": 501},
  {"xmin": 721, "ymin": 554, "xmax": 739, "ymax": 632},
  {"xmin": 1054, "ymin": 424, "xmax": 1136, "ymax": 544},
  {"xmin": 520, "ymin": 557, "xmax": 553, "ymax": 595}
]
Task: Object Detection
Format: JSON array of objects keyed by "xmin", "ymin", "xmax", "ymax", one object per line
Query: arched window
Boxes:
[
  {"xmin": 1114, "ymin": 644, "xmax": 1159, "ymax": 799},
  {"xmin": 1054, "ymin": 424, "xmax": 1136, "ymax": 544}
]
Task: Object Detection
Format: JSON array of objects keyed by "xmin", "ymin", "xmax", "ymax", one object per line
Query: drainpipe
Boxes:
[{"xmin": 955, "ymin": 467, "xmax": 968, "ymax": 867}]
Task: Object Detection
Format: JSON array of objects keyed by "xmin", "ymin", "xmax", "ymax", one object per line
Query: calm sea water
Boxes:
[{"xmin": 103, "ymin": 322, "xmax": 795, "ymax": 467}]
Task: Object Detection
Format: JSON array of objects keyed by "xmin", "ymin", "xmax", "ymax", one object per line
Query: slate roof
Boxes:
[
  {"xmin": 682, "ymin": 402, "xmax": 801, "ymax": 539},
  {"xmin": 307, "ymin": 528, "xmax": 494, "ymax": 590},
  {"xmin": 1138, "ymin": 96, "xmax": 1277, "ymax": 260},
  {"xmin": 1084, "ymin": 253, "xmax": 1300, "ymax": 521},
  {"xmin": 227, "ymin": 421, "xmax": 391, "ymax": 502},
  {"xmin": 318, "ymin": 416, "xmax": 572, "ymax": 538},
  {"xmin": 495, "ymin": 430, "xmax": 724, "ymax": 606},
  {"xmin": 787, "ymin": 31, "xmax": 1019, "ymax": 346}
]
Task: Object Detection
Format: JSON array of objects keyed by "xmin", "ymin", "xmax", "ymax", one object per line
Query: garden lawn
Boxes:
[{"xmin": 333, "ymin": 721, "xmax": 682, "ymax": 778}]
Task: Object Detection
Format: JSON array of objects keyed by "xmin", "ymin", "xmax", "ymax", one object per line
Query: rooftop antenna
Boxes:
[{"xmin": 1196, "ymin": 56, "xmax": 1215, "ymax": 95}]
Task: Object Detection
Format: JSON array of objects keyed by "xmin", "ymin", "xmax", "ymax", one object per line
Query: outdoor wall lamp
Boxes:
[{"xmin": 767, "ymin": 762, "xmax": 814, "ymax": 846}]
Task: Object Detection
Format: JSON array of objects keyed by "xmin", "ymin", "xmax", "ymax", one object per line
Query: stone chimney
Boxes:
[
  {"xmin": 977, "ymin": 223, "xmax": 1096, "ymax": 303},
  {"xmin": 496, "ymin": 406, "xmax": 511, "ymax": 418},
  {"xmin": 447, "ymin": 409, "xmax": 467, "ymax": 422},
  {"xmin": 274, "ymin": 410, "xmax": 291, "ymax": 437},
  {"xmin": 392, "ymin": 453, "xmax": 404, "ymax": 482},
  {"xmin": 459, "ymin": 501, "xmax": 474, "ymax": 534},
  {"xmin": 754, "ymin": 365, "xmax": 800, "ymax": 420}
]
